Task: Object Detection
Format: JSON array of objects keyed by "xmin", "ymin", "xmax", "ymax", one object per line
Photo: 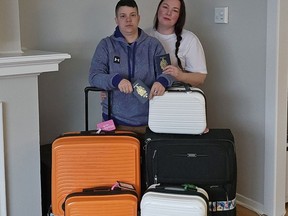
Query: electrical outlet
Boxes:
[{"xmin": 215, "ymin": 7, "xmax": 229, "ymax": 24}]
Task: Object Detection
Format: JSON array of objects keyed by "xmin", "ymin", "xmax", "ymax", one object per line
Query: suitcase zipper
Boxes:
[
  {"xmin": 152, "ymin": 149, "xmax": 158, "ymax": 184},
  {"xmin": 174, "ymin": 153, "xmax": 208, "ymax": 158}
]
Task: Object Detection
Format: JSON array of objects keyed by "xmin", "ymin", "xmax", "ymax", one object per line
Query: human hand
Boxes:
[
  {"xmin": 118, "ymin": 79, "xmax": 133, "ymax": 94},
  {"xmin": 163, "ymin": 65, "xmax": 183, "ymax": 79},
  {"xmin": 149, "ymin": 82, "xmax": 165, "ymax": 99}
]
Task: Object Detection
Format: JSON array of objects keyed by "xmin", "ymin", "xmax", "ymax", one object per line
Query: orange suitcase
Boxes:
[
  {"xmin": 63, "ymin": 186, "xmax": 138, "ymax": 216},
  {"xmin": 51, "ymin": 132, "xmax": 141, "ymax": 216}
]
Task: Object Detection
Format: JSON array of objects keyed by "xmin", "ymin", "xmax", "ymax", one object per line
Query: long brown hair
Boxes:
[{"xmin": 153, "ymin": 0, "xmax": 186, "ymax": 70}]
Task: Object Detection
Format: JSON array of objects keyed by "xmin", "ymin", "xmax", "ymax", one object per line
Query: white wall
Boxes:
[
  {"xmin": 186, "ymin": 0, "xmax": 267, "ymax": 210},
  {"xmin": 19, "ymin": 0, "xmax": 160, "ymax": 144},
  {"xmin": 0, "ymin": 0, "xmax": 22, "ymax": 53},
  {"xmin": 264, "ymin": 0, "xmax": 288, "ymax": 214},
  {"xmin": 18, "ymin": 0, "xmax": 286, "ymax": 214}
]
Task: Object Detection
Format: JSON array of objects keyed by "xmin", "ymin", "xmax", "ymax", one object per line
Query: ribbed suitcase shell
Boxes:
[
  {"xmin": 51, "ymin": 133, "xmax": 141, "ymax": 216},
  {"xmin": 141, "ymin": 184, "xmax": 209, "ymax": 216},
  {"xmin": 64, "ymin": 189, "xmax": 138, "ymax": 216},
  {"xmin": 148, "ymin": 87, "xmax": 206, "ymax": 135}
]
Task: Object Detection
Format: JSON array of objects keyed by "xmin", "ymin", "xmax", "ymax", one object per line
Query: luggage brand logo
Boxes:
[{"xmin": 175, "ymin": 153, "xmax": 208, "ymax": 158}]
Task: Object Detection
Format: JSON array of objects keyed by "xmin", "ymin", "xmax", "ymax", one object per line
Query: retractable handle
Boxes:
[{"xmin": 84, "ymin": 86, "xmax": 111, "ymax": 131}]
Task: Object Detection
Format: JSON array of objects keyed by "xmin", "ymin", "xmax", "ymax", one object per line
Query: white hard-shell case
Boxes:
[
  {"xmin": 148, "ymin": 87, "xmax": 207, "ymax": 135},
  {"xmin": 140, "ymin": 184, "xmax": 209, "ymax": 216}
]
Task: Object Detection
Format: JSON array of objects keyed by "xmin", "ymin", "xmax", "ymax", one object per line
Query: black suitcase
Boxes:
[{"xmin": 144, "ymin": 128, "xmax": 237, "ymax": 216}]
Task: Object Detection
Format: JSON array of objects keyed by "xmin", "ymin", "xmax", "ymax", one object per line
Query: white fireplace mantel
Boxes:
[
  {"xmin": 0, "ymin": 50, "xmax": 71, "ymax": 77},
  {"xmin": 1, "ymin": 0, "xmax": 70, "ymax": 213},
  {"xmin": 0, "ymin": 50, "xmax": 70, "ymax": 216}
]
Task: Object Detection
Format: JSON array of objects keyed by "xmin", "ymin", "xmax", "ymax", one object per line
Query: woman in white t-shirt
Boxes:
[{"xmin": 146, "ymin": 0, "xmax": 207, "ymax": 86}]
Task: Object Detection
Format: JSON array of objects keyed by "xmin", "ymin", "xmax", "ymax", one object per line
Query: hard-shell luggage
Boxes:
[
  {"xmin": 51, "ymin": 132, "xmax": 141, "ymax": 216},
  {"xmin": 144, "ymin": 128, "xmax": 237, "ymax": 216},
  {"xmin": 148, "ymin": 85, "xmax": 207, "ymax": 135},
  {"xmin": 63, "ymin": 186, "xmax": 138, "ymax": 216},
  {"xmin": 140, "ymin": 184, "xmax": 209, "ymax": 216}
]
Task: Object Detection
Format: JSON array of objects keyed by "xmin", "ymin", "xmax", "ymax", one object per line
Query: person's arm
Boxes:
[
  {"xmin": 178, "ymin": 71, "xmax": 206, "ymax": 86},
  {"xmin": 89, "ymin": 39, "xmax": 123, "ymax": 90},
  {"xmin": 163, "ymin": 32, "xmax": 207, "ymax": 86},
  {"xmin": 163, "ymin": 65, "xmax": 206, "ymax": 86}
]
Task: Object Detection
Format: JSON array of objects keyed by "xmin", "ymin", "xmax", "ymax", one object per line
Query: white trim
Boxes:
[
  {"xmin": 265, "ymin": 0, "xmax": 287, "ymax": 215},
  {"xmin": 236, "ymin": 193, "xmax": 264, "ymax": 216},
  {"xmin": 0, "ymin": 50, "xmax": 71, "ymax": 77},
  {"xmin": 0, "ymin": 102, "xmax": 7, "ymax": 216}
]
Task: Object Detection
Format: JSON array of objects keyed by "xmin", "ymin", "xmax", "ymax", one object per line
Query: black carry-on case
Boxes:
[{"xmin": 144, "ymin": 128, "xmax": 237, "ymax": 216}]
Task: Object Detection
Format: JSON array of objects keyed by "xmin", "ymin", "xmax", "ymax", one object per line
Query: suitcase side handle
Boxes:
[
  {"xmin": 61, "ymin": 185, "xmax": 138, "ymax": 211},
  {"xmin": 84, "ymin": 86, "xmax": 111, "ymax": 131},
  {"xmin": 171, "ymin": 81, "xmax": 191, "ymax": 91}
]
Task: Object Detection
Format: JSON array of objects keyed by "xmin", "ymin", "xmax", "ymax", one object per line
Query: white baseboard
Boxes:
[{"xmin": 236, "ymin": 193, "xmax": 264, "ymax": 215}]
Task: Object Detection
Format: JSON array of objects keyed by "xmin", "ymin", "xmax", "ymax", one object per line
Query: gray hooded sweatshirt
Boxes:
[{"xmin": 89, "ymin": 26, "xmax": 174, "ymax": 126}]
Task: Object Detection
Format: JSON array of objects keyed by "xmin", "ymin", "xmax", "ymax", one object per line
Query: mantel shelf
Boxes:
[{"xmin": 0, "ymin": 50, "xmax": 71, "ymax": 77}]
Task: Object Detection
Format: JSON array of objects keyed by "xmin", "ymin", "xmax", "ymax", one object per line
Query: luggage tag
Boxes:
[
  {"xmin": 96, "ymin": 119, "xmax": 116, "ymax": 133},
  {"xmin": 111, "ymin": 181, "xmax": 136, "ymax": 191},
  {"xmin": 132, "ymin": 79, "xmax": 150, "ymax": 104}
]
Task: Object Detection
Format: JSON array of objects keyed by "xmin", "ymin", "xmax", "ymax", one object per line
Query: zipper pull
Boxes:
[
  {"xmin": 145, "ymin": 138, "xmax": 151, "ymax": 145},
  {"xmin": 153, "ymin": 150, "xmax": 157, "ymax": 159},
  {"xmin": 154, "ymin": 174, "xmax": 158, "ymax": 184}
]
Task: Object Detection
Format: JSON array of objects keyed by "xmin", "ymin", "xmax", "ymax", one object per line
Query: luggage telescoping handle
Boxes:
[{"xmin": 84, "ymin": 86, "xmax": 111, "ymax": 131}]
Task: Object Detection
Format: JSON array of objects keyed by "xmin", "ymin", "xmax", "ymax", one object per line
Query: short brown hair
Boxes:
[{"xmin": 115, "ymin": 0, "xmax": 139, "ymax": 16}]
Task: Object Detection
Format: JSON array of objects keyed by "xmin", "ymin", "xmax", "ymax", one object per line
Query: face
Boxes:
[
  {"xmin": 115, "ymin": 6, "xmax": 140, "ymax": 36},
  {"xmin": 158, "ymin": 0, "xmax": 180, "ymax": 29}
]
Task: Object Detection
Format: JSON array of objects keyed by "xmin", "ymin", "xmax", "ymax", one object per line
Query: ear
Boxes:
[{"xmin": 115, "ymin": 17, "xmax": 119, "ymax": 25}]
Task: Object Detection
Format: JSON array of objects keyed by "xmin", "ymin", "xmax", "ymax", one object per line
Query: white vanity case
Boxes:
[
  {"xmin": 140, "ymin": 184, "xmax": 209, "ymax": 216},
  {"xmin": 148, "ymin": 86, "xmax": 207, "ymax": 135}
]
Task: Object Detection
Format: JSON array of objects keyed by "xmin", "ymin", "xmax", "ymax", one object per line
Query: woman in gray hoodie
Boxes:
[{"xmin": 89, "ymin": 0, "xmax": 174, "ymax": 133}]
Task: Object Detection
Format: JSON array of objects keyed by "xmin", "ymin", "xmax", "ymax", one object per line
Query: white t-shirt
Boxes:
[{"xmin": 146, "ymin": 28, "xmax": 207, "ymax": 74}]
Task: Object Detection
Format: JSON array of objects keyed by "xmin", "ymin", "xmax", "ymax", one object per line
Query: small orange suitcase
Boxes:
[
  {"xmin": 51, "ymin": 132, "xmax": 141, "ymax": 216},
  {"xmin": 63, "ymin": 187, "xmax": 138, "ymax": 216}
]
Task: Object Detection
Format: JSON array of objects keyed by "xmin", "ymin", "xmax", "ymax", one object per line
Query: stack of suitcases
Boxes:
[
  {"xmin": 141, "ymin": 84, "xmax": 237, "ymax": 216},
  {"xmin": 49, "ymin": 85, "xmax": 237, "ymax": 216},
  {"xmin": 51, "ymin": 130, "xmax": 141, "ymax": 216},
  {"xmin": 50, "ymin": 88, "xmax": 142, "ymax": 216}
]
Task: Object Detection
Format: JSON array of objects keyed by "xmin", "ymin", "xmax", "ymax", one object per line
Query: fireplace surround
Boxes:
[{"xmin": 0, "ymin": 50, "xmax": 70, "ymax": 216}]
